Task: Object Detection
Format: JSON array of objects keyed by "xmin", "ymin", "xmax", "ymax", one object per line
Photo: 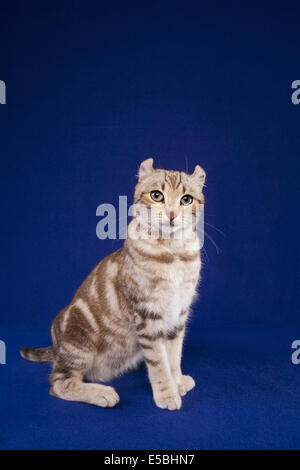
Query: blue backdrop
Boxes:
[{"xmin": 0, "ymin": 0, "xmax": 300, "ymax": 450}]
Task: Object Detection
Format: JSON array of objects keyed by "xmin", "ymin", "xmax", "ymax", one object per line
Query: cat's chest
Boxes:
[
  {"xmin": 151, "ymin": 256, "xmax": 201, "ymax": 317},
  {"xmin": 164, "ymin": 255, "xmax": 200, "ymax": 286}
]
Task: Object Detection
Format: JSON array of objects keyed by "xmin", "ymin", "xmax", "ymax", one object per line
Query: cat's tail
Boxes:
[{"xmin": 20, "ymin": 346, "xmax": 53, "ymax": 363}]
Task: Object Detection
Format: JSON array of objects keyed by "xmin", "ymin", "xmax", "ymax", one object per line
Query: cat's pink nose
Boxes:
[{"xmin": 169, "ymin": 211, "xmax": 175, "ymax": 221}]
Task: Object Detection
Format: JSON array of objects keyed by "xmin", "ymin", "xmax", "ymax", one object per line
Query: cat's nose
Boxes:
[{"xmin": 169, "ymin": 211, "xmax": 175, "ymax": 222}]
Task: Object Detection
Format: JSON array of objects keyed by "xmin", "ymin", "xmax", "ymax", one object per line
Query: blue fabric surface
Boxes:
[
  {"xmin": 1, "ymin": 325, "xmax": 300, "ymax": 449},
  {"xmin": 1, "ymin": 0, "xmax": 300, "ymax": 450}
]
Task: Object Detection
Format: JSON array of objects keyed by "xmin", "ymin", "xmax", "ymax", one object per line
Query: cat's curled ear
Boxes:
[
  {"xmin": 191, "ymin": 165, "xmax": 206, "ymax": 188},
  {"xmin": 138, "ymin": 158, "xmax": 154, "ymax": 179}
]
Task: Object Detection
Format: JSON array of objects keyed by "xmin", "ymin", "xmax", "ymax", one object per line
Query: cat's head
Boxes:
[{"xmin": 133, "ymin": 158, "xmax": 206, "ymax": 239}]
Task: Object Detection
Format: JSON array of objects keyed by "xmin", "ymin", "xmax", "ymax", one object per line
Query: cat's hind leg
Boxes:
[
  {"xmin": 50, "ymin": 372, "xmax": 120, "ymax": 407},
  {"xmin": 49, "ymin": 298, "xmax": 120, "ymax": 407},
  {"xmin": 49, "ymin": 348, "xmax": 120, "ymax": 408}
]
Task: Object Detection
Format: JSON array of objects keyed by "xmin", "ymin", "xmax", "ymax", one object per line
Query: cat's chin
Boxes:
[
  {"xmin": 160, "ymin": 224, "xmax": 182, "ymax": 234},
  {"xmin": 152, "ymin": 223, "xmax": 195, "ymax": 240},
  {"xmin": 128, "ymin": 217, "xmax": 195, "ymax": 241}
]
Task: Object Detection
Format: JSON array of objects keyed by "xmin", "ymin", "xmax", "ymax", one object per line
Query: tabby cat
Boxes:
[{"xmin": 21, "ymin": 158, "xmax": 206, "ymax": 410}]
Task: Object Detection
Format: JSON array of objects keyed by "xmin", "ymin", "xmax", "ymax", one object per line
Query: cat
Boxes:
[{"xmin": 20, "ymin": 158, "xmax": 206, "ymax": 410}]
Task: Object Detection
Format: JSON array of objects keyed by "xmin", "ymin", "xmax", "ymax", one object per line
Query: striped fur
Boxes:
[
  {"xmin": 20, "ymin": 346, "xmax": 53, "ymax": 362},
  {"xmin": 20, "ymin": 159, "xmax": 206, "ymax": 410}
]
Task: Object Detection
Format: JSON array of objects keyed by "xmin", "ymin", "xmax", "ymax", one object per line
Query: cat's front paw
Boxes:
[
  {"xmin": 177, "ymin": 375, "xmax": 195, "ymax": 396},
  {"xmin": 94, "ymin": 386, "xmax": 120, "ymax": 408},
  {"xmin": 154, "ymin": 390, "xmax": 182, "ymax": 410}
]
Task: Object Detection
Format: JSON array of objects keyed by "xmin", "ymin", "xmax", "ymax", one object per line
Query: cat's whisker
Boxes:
[
  {"xmin": 198, "ymin": 228, "xmax": 221, "ymax": 253},
  {"xmin": 185, "ymin": 155, "xmax": 189, "ymax": 173},
  {"xmin": 202, "ymin": 246, "xmax": 210, "ymax": 263},
  {"xmin": 204, "ymin": 221, "xmax": 226, "ymax": 237},
  {"xmin": 204, "ymin": 231, "xmax": 221, "ymax": 253}
]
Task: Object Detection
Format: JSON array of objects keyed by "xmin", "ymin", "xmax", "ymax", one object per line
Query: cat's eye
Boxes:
[
  {"xmin": 180, "ymin": 194, "xmax": 193, "ymax": 206},
  {"xmin": 151, "ymin": 190, "xmax": 164, "ymax": 202}
]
